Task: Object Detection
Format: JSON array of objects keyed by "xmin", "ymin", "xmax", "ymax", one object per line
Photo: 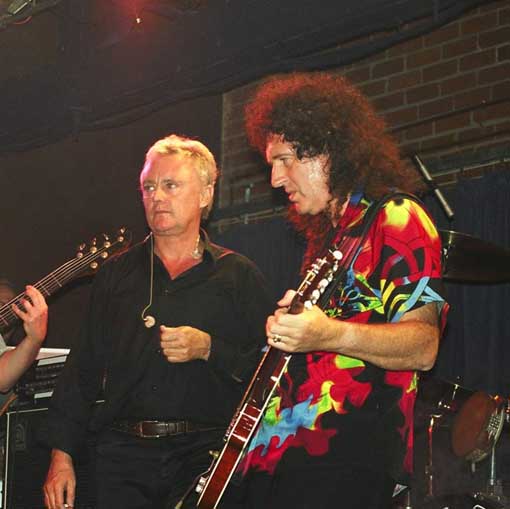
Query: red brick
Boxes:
[
  {"xmin": 223, "ymin": 149, "xmax": 262, "ymax": 169},
  {"xmin": 454, "ymin": 87, "xmax": 491, "ymax": 110},
  {"xmin": 384, "ymin": 106, "xmax": 418, "ymax": 128},
  {"xmin": 359, "ymin": 80, "xmax": 386, "ymax": 97},
  {"xmin": 404, "ymin": 122, "xmax": 434, "ymax": 141},
  {"xmin": 440, "ymin": 73, "xmax": 477, "ymax": 95},
  {"xmin": 481, "ymin": 0, "xmax": 509, "ymax": 13},
  {"xmin": 223, "ymin": 133, "xmax": 251, "ymax": 153},
  {"xmin": 226, "ymin": 82, "xmax": 260, "ymax": 106},
  {"xmin": 443, "ymin": 35, "xmax": 478, "ymax": 59},
  {"xmin": 492, "ymin": 80, "xmax": 510, "ymax": 100},
  {"xmin": 388, "ymin": 70, "xmax": 422, "ymax": 91},
  {"xmin": 421, "ymin": 133, "xmax": 457, "ymax": 151},
  {"xmin": 419, "ymin": 97, "xmax": 454, "ymax": 119},
  {"xmin": 458, "ymin": 126, "xmax": 487, "ymax": 143},
  {"xmin": 501, "ymin": 7, "xmax": 510, "ymax": 24},
  {"xmin": 423, "ymin": 60, "xmax": 458, "ymax": 82},
  {"xmin": 399, "ymin": 141, "xmax": 421, "ymax": 157},
  {"xmin": 344, "ymin": 66, "xmax": 371, "ymax": 84},
  {"xmin": 372, "ymin": 92, "xmax": 405, "ymax": 112},
  {"xmin": 479, "ymin": 27, "xmax": 510, "ymax": 49},
  {"xmin": 479, "ymin": 62, "xmax": 510, "ymax": 84},
  {"xmin": 435, "ymin": 112, "xmax": 472, "ymax": 133},
  {"xmin": 493, "ymin": 120, "xmax": 510, "ymax": 133},
  {"xmin": 474, "ymin": 102, "xmax": 510, "ymax": 123},
  {"xmin": 387, "ymin": 36, "xmax": 424, "ymax": 57},
  {"xmin": 406, "ymin": 83, "xmax": 440, "ymax": 104},
  {"xmin": 424, "ymin": 22, "xmax": 460, "ymax": 47},
  {"xmin": 224, "ymin": 112, "xmax": 246, "ymax": 132},
  {"xmin": 461, "ymin": 11, "xmax": 498, "ymax": 35},
  {"xmin": 460, "ymin": 49, "xmax": 496, "ymax": 71},
  {"xmin": 407, "ymin": 47, "xmax": 441, "ymax": 69},
  {"xmin": 498, "ymin": 44, "xmax": 510, "ymax": 61},
  {"xmin": 372, "ymin": 57, "xmax": 405, "ymax": 79}
]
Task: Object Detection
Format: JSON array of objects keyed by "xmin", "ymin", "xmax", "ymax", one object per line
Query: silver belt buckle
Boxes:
[{"xmin": 137, "ymin": 420, "xmax": 162, "ymax": 438}]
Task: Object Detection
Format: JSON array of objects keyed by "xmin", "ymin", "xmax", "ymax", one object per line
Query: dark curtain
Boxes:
[
  {"xmin": 211, "ymin": 216, "xmax": 305, "ymax": 304},
  {"xmin": 425, "ymin": 171, "xmax": 510, "ymax": 396}
]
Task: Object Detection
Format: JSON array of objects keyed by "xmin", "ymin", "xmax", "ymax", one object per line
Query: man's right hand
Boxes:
[{"xmin": 44, "ymin": 449, "xmax": 76, "ymax": 509}]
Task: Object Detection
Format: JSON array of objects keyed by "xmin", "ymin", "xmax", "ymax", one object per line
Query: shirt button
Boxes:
[
  {"xmin": 151, "ymin": 385, "xmax": 158, "ymax": 391},
  {"xmin": 156, "ymin": 348, "xmax": 162, "ymax": 354}
]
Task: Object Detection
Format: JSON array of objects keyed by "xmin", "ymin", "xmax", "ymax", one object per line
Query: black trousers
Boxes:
[
  {"xmin": 93, "ymin": 428, "xmax": 223, "ymax": 509},
  {"xmin": 221, "ymin": 464, "xmax": 396, "ymax": 509}
]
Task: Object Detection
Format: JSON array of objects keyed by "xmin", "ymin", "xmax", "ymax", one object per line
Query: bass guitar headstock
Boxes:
[{"xmin": 75, "ymin": 227, "xmax": 131, "ymax": 276}]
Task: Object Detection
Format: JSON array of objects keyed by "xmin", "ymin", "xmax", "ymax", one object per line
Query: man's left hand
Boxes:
[
  {"xmin": 12, "ymin": 285, "xmax": 48, "ymax": 344},
  {"xmin": 159, "ymin": 325, "xmax": 211, "ymax": 362},
  {"xmin": 266, "ymin": 289, "xmax": 336, "ymax": 353}
]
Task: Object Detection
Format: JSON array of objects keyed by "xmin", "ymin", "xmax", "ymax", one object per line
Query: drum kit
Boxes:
[{"xmin": 396, "ymin": 230, "xmax": 510, "ymax": 509}]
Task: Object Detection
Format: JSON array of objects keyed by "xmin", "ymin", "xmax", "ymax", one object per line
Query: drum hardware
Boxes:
[
  {"xmin": 451, "ymin": 393, "xmax": 505, "ymax": 464},
  {"xmin": 440, "ymin": 230, "xmax": 510, "ymax": 283}
]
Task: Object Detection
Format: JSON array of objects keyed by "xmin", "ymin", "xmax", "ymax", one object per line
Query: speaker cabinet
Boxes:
[{"xmin": 1, "ymin": 405, "xmax": 95, "ymax": 509}]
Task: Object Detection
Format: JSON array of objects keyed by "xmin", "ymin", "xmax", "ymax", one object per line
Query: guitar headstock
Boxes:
[
  {"xmin": 76, "ymin": 227, "xmax": 132, "ymax": 276},
  {"xmin": 290, "ymin": 248, "xmax": 343, "ymax": 314}
]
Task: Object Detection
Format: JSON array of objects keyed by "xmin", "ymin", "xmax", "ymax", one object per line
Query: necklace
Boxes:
[{"xmin": 191, "ymin": 234, "xmax": 202, "ymax": 259}]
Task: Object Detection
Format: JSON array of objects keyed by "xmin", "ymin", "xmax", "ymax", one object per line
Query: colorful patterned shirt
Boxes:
[{"xmin": 241, "ymin": 193, "xmax": 448, "ymax": 484}]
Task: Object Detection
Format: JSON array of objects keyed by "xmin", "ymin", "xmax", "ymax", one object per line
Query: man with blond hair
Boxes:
[{"xmin": 42, "ymin": 134, "xmax": 272, "ymax": 509}]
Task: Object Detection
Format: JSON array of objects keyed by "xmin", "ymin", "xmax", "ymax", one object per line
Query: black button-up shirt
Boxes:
[{"xmin": 41, "ymin": 233, "xmax": 273, "ymax": 456}]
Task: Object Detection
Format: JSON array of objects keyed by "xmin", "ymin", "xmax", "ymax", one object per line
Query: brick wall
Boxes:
[{"xmin": 218, "ymin": 0, "xmax": 510, "ymax": 223}]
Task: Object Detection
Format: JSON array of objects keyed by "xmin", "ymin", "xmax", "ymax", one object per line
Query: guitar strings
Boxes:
[{"xmin": 0, "ymin": 238, "xmax": 124, "ymax": 326}]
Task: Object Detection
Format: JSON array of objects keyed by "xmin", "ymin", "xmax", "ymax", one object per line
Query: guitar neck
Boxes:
[{"xmin": 0, "ymin": 242, "xmax": 113, "ymax": 333}]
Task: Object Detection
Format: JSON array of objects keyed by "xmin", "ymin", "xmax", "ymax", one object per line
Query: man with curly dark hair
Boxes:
[{"xmin": 222, "ymin": 73, "xmax": 449, "ymax": 509}]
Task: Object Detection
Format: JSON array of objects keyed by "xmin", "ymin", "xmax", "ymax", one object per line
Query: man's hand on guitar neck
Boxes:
[
  {"xmin": 0, "ymin": 285, "xmax": 48, "ymax": 392},
  {"xmin": 12, "ymin": 285, "xmax": 48, "ymax": 345}
]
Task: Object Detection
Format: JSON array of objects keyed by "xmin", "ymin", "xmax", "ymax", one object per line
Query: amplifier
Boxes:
[
  {"xmin": 12, "ymin": 348, "xmax": 69, "ymax": 402},
  {"xmin": 1, "ymin": 406, "xmax": 96, "ymax": 509}
]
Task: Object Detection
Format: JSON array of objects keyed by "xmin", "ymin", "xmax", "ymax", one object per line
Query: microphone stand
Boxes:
[{"xmin": 412, "ymin": 155, "xmax": 455, "ymax": 221}]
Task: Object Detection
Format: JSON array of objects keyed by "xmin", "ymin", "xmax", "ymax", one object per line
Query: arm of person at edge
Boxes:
[
  {"xmin": 0, "ymin": 285, "xmax": 48, "ymax": 392},
  {"xmin": 267, "ymin": 292, "xmax": 439, "ymax": 372}
]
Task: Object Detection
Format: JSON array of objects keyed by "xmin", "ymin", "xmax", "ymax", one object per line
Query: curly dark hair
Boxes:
[{"xmin": 244, "ymin": 72, "xmax": 423, "ymax": 265}]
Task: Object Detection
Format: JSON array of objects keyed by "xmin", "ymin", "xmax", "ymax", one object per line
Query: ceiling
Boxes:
[{"xmin": 0, "ymin": 0, "xmax": 484, "ymax": 153}]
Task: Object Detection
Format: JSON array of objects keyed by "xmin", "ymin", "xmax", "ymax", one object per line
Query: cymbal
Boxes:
[{"xmin": 440, "ymin": 230, "xmax": 510, "ymax": 283}]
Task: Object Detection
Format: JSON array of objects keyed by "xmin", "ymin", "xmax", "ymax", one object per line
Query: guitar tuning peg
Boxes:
[
  {"xmin": 90, "ymin": 238, "xmax": 98, "ymax": 254},
  {"xmin": 102, "ymin": 233, "xmax": 111, "ymax": 248},
  {"xmin": 76, "ymin": 243, "xmax": 86, "ymax": 259}
]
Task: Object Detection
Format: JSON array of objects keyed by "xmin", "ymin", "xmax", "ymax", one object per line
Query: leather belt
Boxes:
[{"xmin": 111, "ymin": 420, "xmax": 221, "ymax": 439}]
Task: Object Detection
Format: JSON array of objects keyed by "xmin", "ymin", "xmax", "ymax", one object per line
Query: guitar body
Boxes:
[
  {"xmin": 196, "ymin": 348, "xmax": 290, "ymax": 508},
  {"xmin": 194, "ymin": 248, "xmax": 343, "ymax": 509}
]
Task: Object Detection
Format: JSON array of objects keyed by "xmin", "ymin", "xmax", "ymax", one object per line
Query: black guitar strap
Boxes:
[{"xmin": 318, "ymin": 191, "xmax": 420, "ymax": 309}]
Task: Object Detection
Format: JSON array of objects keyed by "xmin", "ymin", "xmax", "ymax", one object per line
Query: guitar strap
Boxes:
[{"xmin": 318, "ymin": 191, "xmax": 420, "ymax": 308}]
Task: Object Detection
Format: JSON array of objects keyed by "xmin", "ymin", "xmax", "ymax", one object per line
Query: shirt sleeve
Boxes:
[
  {"xmin": 39, "ymin": 268, "xmax": 110, "ymax": 457},
  {"xmin": 374, "ymin": 197, "xmax": 448, "ymax": 324},
  {"xmin": 207, "ymin": 254, "xmax": 274, "ymax": 383}
]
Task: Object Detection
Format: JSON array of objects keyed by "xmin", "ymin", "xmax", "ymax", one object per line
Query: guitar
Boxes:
[
  {"xmin": 193, "ymin": 246, "xmax": 343, "ymax": 509},
  {"xmin": 0, "ymin": 227, "xmax": 131, "ymax": 333}
]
